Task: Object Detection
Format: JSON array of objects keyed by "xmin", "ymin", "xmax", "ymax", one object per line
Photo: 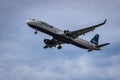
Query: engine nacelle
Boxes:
[
  {"xmin": 64, "ymin": 30, "xmax": 70, "ymax": 34},
  {"xmin": 44, "ymin": 39, "xmax": 51, "ymax": 44},
  {"xmin": 64, "ymin": 30, "xmax": 73, "ymax": 37}
]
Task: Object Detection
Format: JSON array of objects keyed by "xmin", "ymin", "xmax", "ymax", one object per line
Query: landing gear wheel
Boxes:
[
  {"xmin": 34, "ymin": 31, "xmax": 37, "ymax": 34},
  {"xmin": 34, "ymin": 28, "xmax": 37, "ymax": 34},
  {"xmin": 57, "ymin": 45, "xmax": 62, "ymax": 49}
]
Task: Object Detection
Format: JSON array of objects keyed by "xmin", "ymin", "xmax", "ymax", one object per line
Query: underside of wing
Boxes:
[
  {"xmin": 43, "ymin": 38, "xmax": 64, "ymax": 49},
  {"xmin": 71, "ymin": 19, "xmax": 107, "ymax": 38},
  {"xmin": 43, "ymin": 44, "xmax": 54, "ymax": 48}
]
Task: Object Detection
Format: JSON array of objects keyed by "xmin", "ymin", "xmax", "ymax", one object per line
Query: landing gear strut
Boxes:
[
  {"xmin": 34, "ymin": 28, "xmax": 37, "ymax": 34},
  {"xmin": 57, "ymin": 45, "xmax": 62, "ymax": 49}
]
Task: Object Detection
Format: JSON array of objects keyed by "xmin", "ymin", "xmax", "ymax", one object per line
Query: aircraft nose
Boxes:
[{"xmin": 26, "ymin": 20, "xmax": 31, "ymax": 25}]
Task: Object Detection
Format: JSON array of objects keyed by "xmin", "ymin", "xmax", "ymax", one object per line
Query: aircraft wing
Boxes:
[
  {"xmin": 44, "ymin": 44, "xmax": 55, "ymax": 48},
  {"xmin": 43, "ymin": 39, "xmax": 64, "ymax": 49},
  {"xmin": 71, "ymin": 19, "xmax": 107, "ymax": 38}
]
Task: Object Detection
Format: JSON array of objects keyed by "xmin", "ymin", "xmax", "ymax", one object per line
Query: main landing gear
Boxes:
[
  {"xmin": 34, "ymin": 28, "xmax": 37, "ymax": 34},
  {"xmin": 57, "ymin": 45, "xmax": 62, "ymax": 49}
]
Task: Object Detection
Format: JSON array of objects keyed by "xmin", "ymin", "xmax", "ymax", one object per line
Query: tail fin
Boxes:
[{"xmin": 90, "ymin": 34, "xmax": 99, "ymax": 45}]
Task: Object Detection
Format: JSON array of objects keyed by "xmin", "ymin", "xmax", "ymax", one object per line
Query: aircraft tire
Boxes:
[
  {"xmin": 57, "ymin": 45, "xmax": 62, "ymax": 49},
  {"xmin": 34, "ymin": 32, "xmax": 37, "ymax": 34}
]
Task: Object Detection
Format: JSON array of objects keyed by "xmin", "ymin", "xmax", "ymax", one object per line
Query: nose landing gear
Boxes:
[{"xmin": 34, "ymin": 28, "xmax": 37, "ymax": 34}]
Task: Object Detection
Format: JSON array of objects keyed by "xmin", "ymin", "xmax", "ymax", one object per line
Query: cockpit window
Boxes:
[
  {"xmin": 31, "ymin": 19, "xmax": 41, "ymax": 22},
  {"xmin": 31, "ymin": 19, "xmax": 36, "ymax": 21}
]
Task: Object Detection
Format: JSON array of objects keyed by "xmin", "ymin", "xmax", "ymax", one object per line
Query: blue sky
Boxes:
[{"xmin": 0, "ymin": 0, "xmax": 120, "ymax": 80}]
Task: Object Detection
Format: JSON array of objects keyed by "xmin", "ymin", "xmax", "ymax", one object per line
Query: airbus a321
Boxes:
[{"xmin": 26, "ymin": 19, "xmax": 110, "ymax": 52}]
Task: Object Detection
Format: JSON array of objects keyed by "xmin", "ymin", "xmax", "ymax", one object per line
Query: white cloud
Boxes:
[{"xmin": 1, "ymin": 53, "xmax": 119, "ymax": 80}]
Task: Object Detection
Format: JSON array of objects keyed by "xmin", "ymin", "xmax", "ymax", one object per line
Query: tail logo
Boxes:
[{"xmin": 90, "ymin": 34, "xmax": 99, "ymax": 45}]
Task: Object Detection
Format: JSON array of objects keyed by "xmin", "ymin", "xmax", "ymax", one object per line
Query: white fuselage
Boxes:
[{"xmin": 26, "ymin": 19, "xmax": 99, "ymax": 50}]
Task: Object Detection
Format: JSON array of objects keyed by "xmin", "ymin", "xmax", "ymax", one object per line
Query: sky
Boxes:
[{"xmin": 0, "ymin": 0, "xmax": 120, "ymax": 80}]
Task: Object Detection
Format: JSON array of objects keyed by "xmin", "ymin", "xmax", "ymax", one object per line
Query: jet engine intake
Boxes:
[
  {"xmin": 44, "ymin": 39, "xmax": 51, "ymax": 44},
  {"xmin": 64, "ymin": 30, "xmax": 74, "ymax": 37}
]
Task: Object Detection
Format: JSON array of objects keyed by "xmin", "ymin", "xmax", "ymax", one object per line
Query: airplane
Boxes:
[{"xmin": 26, "ymin": 19, "xmax": 110, "ymax": 52}]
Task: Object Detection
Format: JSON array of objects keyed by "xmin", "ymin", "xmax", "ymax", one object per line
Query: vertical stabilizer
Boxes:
[{"xmin": 90, "ymin": 34, "xmax": 99, "ymax": 45}]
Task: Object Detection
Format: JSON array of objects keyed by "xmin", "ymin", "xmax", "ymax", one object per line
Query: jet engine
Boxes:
[
  {"xmin": 44, "ymin": 39, "xmax": 51, "ymax": 44},
  {"xmin": 64, "ymin": 30, "xmax": 73, "ymax": 37}
]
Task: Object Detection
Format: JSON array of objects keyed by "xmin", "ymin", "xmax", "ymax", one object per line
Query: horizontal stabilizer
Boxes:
[{"xmin": 96, "ymin": 43, "xmax": 110, "ymax": 48}]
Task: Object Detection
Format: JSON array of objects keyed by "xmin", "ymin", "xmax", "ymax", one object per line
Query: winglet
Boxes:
[{"xmin": 103, "ymin": 19, "xmax": 107, "ymax": 24}]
